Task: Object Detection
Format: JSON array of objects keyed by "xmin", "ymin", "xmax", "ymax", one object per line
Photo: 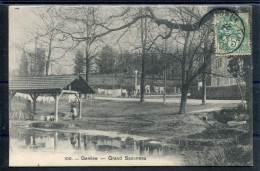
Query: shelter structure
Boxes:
[{"xmin": 9, "ymin": 75, "xmax": 95, "ymax": 122}]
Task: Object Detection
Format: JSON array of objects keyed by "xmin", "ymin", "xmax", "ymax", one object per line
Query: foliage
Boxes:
[
  {"xmin": 73, "ymin": 50, "xmax": 86, "ymax": 74},
  {"xmin": 115, "ymin": 51, "xmax": 141, "ymax": 75},
  {"xmin": 96, "ymin": 45, "xmax": 116, "ymax": 74},
  {"xmin": 227, "ymin": 55, "xmax": 252, "ymax": 108},
  {"xmin": 35, "ymin": 48, "xmax": 47, "ymax": 75},
  {"xmin": 19, "ymin": 52, "xmax": 30, "ymax": 76},
  {"xmin": 19, "ymin": 47, "xmax": 46, "ymax": 76},
  {"xmin": 227, "ymin": 55, "xmax": 249, "ymax": 81},
  {"xmin": 145, "ymin": 53, "xmax": 164, "ymax": 75}
]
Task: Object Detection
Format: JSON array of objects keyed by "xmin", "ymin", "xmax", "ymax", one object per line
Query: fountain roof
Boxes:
[{"xmin": 9, "ymin": 75, "xmax": 95, "ymax": 94}]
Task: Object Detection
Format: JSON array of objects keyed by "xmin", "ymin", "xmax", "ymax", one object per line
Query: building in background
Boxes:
[{"xmin": 210, "ymin": 57, "xmax": 236, "ymax": 86}]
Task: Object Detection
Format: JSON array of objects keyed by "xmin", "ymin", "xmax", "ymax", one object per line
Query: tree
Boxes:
[
  {"xmin": 96, "ymin": 45, "xmax": 116, "ymax": 74},
  {"xmin": 30, "ymin": 47, "xmax": 46, "ymax": 76},
  {"xmin": 126, "ymin": 7, "xmax": 157, "ymax": 102},
  {"xmin": 19, "ymin": 51, "xmax": 29, "ymax": 76},
  {"xmin": 116, "ymin": 50, "xmax": 140, "ymax": 75},
  {"xmin": 57, "ymin": 7, "xmax": 108, "ymax": 82},
  {"xmin": 74, "ymin": 50, "xmax": 85, "ymax": 74},
  {"xmin": 144, "ymin": 52, "xmax": 163, "ymax": 76},
  {"xmin": 34, "ymin": 47, "xmax": 46, "ymax": 75},
  {"xmin": 166, "ymin": 7, "xmax": 214, "ymax": 114},
  {"xmin": 57, "ymin": 7, "xmax": 164, "ymax": 82},
  {"xmin": 140, "ymin": 8, "xmax": 149, "ymax": 102},
  {"xmin": 19, "ymin": 47, "xmax": 46, "ymax": 76},
  {"xmin": 33, "ymin": 7, "xmax": 68, "ymax": 76},
  {"xmin": 227, "ymin": 54, "xmax": 252, "ymax": 129},
  {"xmin": 41, "ymin": 6, "xmax": 237, "ymax": 112},
  {"xmin": 179, "ymin": 32, "xmax": 213, "ymax": 114}
]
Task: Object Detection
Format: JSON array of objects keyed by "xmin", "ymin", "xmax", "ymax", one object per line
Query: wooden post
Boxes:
[
  {"xmin": 29, "ymin": 93, "xmax": 39, "ymax": 114},
  {"xmin": 52, "ymin": 91, "xmax": 63, "ymax": 122},
  {"xmin": 55, "ymin": 93, "xmax": 59, "ymax": 122},
  {"xmin": 33, "ymin": 93, "xmax": 37, "ymax": 113},
  {"xmin": 9, "ymin": 92, "xmax": 16, "ymax": 111},
  {"xmin": 9, "ymin": 92, "xmax": 16, "ymax": 101},
  {"xmin": 78, "ymin": 133, "xmax": 81, "ymax": 149},
  {"xmin": 54, "ymin": 132, "xmax": 58, "ymax": 150},
  {"xmin": 79, "ymin": 94, "xmax": 82, "ymax": 119}
]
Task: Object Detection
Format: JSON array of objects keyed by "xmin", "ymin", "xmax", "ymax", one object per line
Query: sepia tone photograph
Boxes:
[{"xmin": 8, "ymin": 5, "xmax": 253, "ymax": 166}]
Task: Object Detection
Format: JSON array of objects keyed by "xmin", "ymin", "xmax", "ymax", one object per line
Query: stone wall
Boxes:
[
  {"xmin": 189, "ymin": 85, "xmax": 246, "ymax": 100},
  {"xmin": 86, "ymin": 74, "xmax": 183, "ymax": 90}
]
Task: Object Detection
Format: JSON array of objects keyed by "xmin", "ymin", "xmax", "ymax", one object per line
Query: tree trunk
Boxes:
[
  {"xmin": 140, "ymin": 49, "xmax": 145, "ymax": 102},
  {"xmin": 34, "ymin": 37, "xmax": 37, "ymax": 75},
  {"xmin": 45, "ymin": 39, "xmax": 52, "ymax": 76},
  {"xmin": 140, "ymin": 45, "xmax": 145, "ymax": 102},
  {"xmin": 163, "ymin": 70, "xmax": 166, "ymax": 104},
  {"xmin": 85, "ymin": 42, "xmax": 90, "ymax": 82},
  {"xmin": 163, "ymin": 40, "xmax": 167, "ymax": 104},
  {"xmin": 179, "ymin": 31, "xmax": 190, "ymax": 114},
  {"xmin": 30, "ymin": 57, "xmax": 33, "ymax": 75},
  {"xmin": 85, "ymin": 59, "xmax": 90, "ymax": 82},
  {"xmin": 140, "ymin": 8, "xmax": 147, "ymax": 103},
  {"xmin": 179, "ymin": 84, "xmax": 189, "ymax": 114},
  {"xmin": 45, "ymin": 61, "xmax": 50, "ymax": 76},
  {"xmin": 202, "ymin": 72, "xmax": 206, "ymax": 105},
  {"xmin": 112, "ymin": 72, "xmax": 115, "ymax": 89}
]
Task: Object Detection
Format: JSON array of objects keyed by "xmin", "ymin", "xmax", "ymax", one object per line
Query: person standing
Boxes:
[
  {"xmin": 71, "ymin": 102, "xmax": 77, "ymax": 120},
  {"xmin": 137, "ymin": 89, "xmax": 140, "ymax": 98}
]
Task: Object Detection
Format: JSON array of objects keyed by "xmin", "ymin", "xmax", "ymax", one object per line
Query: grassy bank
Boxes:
[{"xmin": 10, "ymin": 97, "xmax": 237, "ymax": 139}]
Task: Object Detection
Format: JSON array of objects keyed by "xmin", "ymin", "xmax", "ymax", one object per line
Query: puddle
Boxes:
[
  {"xmin": 9, "ymin": 126, "xmax": 184, "ymax": 166},
  {"xmin": 30, "ymin": 126, "xmax": 153, "ymax": 141}
]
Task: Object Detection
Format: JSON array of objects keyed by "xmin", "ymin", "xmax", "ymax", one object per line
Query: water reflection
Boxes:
[{"xmin": 10, "ymin": 127, "xmax": 180, "ymax": 158}]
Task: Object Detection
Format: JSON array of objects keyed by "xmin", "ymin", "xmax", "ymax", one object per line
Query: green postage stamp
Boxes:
[{"xmin": 215, "ymin": 12, "xmax": 251, "ymax": 56}]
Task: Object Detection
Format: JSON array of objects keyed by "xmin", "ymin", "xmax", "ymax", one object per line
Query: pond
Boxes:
[{"xmin": 9, "ymin": 126, "xmax": 184, "ymax": 166}]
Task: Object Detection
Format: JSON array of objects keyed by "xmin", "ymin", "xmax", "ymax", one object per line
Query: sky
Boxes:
[
  {"xmin": 9, "ymin": 6, "xmax": 37, "ymax": 72},
  {"xmin": 9, "ymin": 5, "xmax": 139, "ymax": 74},
  {"xmin": 9, "ymin": 5, "xmax": 209, "ymax": 75},
  {"xmin": 9, "ymin": 6, "xmax": 79, "ymax": 74}
]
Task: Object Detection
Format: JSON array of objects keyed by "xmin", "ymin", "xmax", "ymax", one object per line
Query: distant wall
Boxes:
[
  {"xmin": 87, "ymin": 74, "xmax": 182, "ymax": 90},
  {"xmin": 189, "ymin": 85, "xmax": 246, "ymax": 100},
  {"xmin": 97, "ymin": 88, "xmax": 127, "ymax": 97}
]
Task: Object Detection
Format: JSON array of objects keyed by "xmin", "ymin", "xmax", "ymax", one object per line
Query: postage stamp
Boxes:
[{"xmin": 215, "ymin": 12, "xmax": 251, "ymax": 56}]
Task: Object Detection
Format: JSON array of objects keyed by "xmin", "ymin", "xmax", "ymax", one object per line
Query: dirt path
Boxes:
[{"xmin": 93, "ymin": 96, "xmax": 242, "ymax": 105}]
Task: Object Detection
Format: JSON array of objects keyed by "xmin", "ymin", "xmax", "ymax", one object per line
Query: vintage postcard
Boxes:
[{"xmin": 9, "ymin": 5, "xmax": 253, "ymax": 166}]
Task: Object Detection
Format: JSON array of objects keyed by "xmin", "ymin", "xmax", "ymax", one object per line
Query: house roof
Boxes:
[{"xmin": 9, "ymin": 75, "xmax": 95, "ymax": 94}]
